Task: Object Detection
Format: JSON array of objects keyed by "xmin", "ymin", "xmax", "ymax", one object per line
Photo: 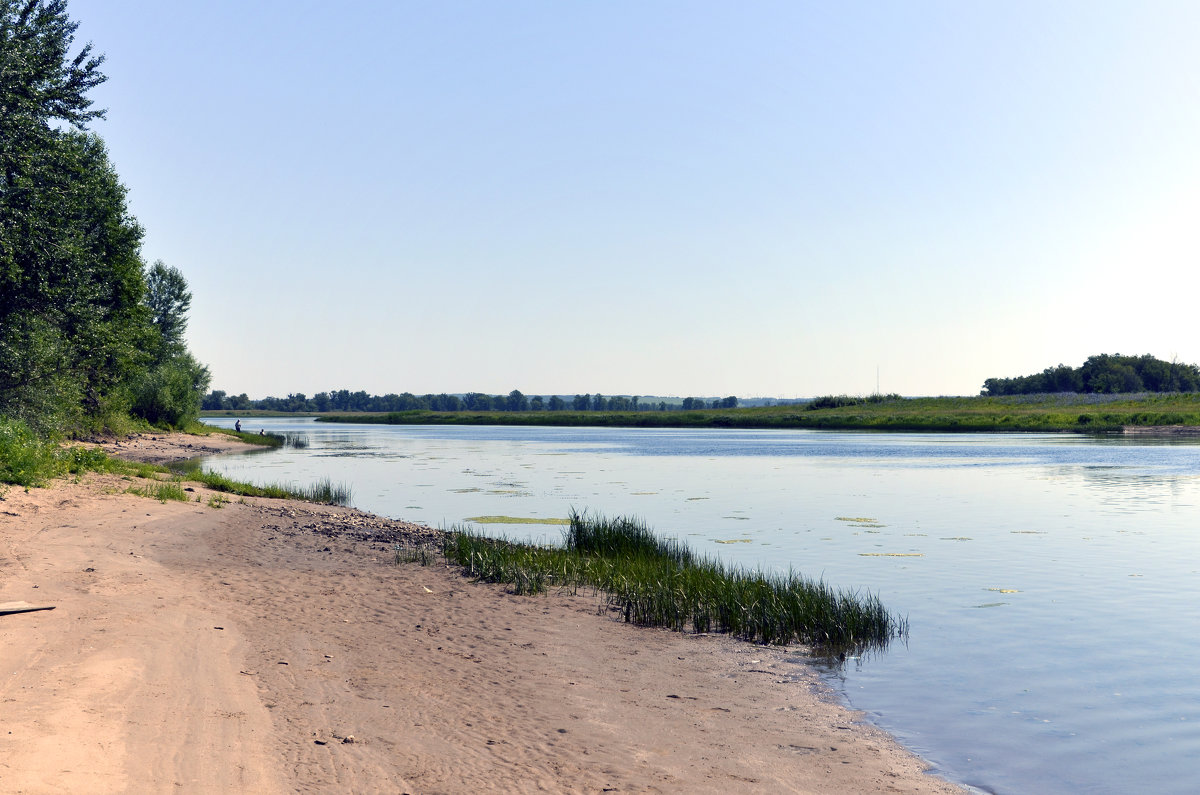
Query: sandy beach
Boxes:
[{"xmin": 0, "ymin": 433, "xmax": 964, "ymax": 793}]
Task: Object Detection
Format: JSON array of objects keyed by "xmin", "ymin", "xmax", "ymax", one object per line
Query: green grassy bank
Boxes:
[
  {"xmin": 315, "ymin": 393, "xmax": 1200, "ymax": 433},
  {"xmin": 0, "ymin": 418, "xmax": 350, "ymax": 505}
]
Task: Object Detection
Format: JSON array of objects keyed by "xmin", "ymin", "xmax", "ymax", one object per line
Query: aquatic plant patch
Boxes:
[{"xmin": 438, "ymin": 510, "xmax": 905, "ymax": 650}]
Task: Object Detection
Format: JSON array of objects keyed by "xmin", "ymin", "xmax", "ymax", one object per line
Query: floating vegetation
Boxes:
[
  {"xmin": 985, "ymin": 588, "xmax": 1021, "ymax": 593},
  {"xmin": 836, "ymin": 516, "xmax": 878, "ymax": 523},
  {"xmin": 465, "ymin": 515, "xmax": 572, "ymax": 525},
  {"xmin": 722, "ymin": 516, "xmax": 751, "ymax": 521},
  {"xmin": 850, "ymin": 523, "xmax": 887, "ymax": 528},
  {"xmin": 859, "ymin": 552, "xmax": 924, "ymax": 557},
  {"xmin": 1011, "ymin": 530, "xmax": 1046, "ymax": 535},
  {"xmin": 904, "ymin": 533, "xmax": 928, "ymax": 537},
  {"xmin": 685, "ymin": 497, "xmax": 710, "ymax": 501},
  {"xmin": 450, "ymin": 488, "xmax": 483, "ymax": 494},
  {"xmin": 630, "ymin": 491, "xmax": 657, "ymax": 496},
  {"xmin": 941, "ymin": 537, "xmax": 974, "ymax": 541},
  {"xmin": 439, "ymin": 510, "xmax": 905, "ymax": 650},
  {"xmin": 973, "ymin": 602, "xmax": 1008, "ymax": 609},
  {"xmin": 487, "ymin": 489, "xmax": 531, "ymax": 496},
  {"xmin": 713, "ymin": 538, "xmax": 753, "ymax": 544}
]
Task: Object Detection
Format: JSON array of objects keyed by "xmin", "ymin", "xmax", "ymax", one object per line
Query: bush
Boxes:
[
  {"xmin": 0, "ymin": 418, "xmax": 58, "ymax": 487},
  {"xmin": 130, "ymin": 354, "xmax": 211, "ymax": 428}
]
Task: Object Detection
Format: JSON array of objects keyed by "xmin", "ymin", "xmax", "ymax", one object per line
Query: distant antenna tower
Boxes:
[{"xmin": 876, "ymin": 365, "xmax": 880, "ymax": 396}]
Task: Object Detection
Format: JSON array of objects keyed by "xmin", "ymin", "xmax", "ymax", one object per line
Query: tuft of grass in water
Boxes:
[
  {"xmin": 292, "ymin": 477, "xmax": 352, "ymax": 505},
  {"xmin": 275, "ymin": 432, "xmax": 309, "ymax": 449},
  {"xmin": 437, "ymin": 510, "xmax": 904, "ymax": 652}
]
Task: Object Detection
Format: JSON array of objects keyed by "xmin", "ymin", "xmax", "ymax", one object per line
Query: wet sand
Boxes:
[{"xmin": 0, "ymin": 433, "xmax": 964, "ymax": 793}]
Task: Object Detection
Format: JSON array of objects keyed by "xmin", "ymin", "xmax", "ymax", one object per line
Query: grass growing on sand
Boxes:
[
  {"xmin": 167, "ymin": 461, "xmax": 352, "ymax": 506},
  {"xmin": 432, "ymin": 510, "xmax": 904, "ymax": 651},
  {"xmin": 126, "ymin": 480, "xmax": 190, "ymax": 503},
  {"xmin": 0, "ymin": 423, "xmax": 352, "ymax": 508}
]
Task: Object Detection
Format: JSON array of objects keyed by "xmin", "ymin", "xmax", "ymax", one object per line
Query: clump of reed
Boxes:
[
  {"xmin": 291, "ymin": 477, "xmax": 352, "ymax": 505},
  {"xmin": 266, "ymin": 431, "xmax": 309, "ymax": 449},
  {"xmin": 439, "ymin": 510, "xmax": 904, "ymax": 651}
]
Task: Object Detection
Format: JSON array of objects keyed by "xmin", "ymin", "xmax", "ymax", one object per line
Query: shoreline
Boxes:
[{"xmin": 0, "ymin": 433, "xmax": 965, "ymax": 793}]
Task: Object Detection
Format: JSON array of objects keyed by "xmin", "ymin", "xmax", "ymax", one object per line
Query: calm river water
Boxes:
[{"xmin": 202, "ymin": 418, "xmax": 1200, "ymax": 794}]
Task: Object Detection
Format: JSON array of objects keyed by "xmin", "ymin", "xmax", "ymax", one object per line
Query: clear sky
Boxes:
[{"xmin": 67, "ymin": 0, "xmax": 1200, "ymax": 399}]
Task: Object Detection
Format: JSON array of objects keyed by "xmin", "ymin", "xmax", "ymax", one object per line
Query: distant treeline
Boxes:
[
  {"xmin": 981, "ymin": 354, "xmax": 1200, "ymax": 396},
  {"xmin": 202, "ymin": 389, "xmax": 739, "ymax": 413}
]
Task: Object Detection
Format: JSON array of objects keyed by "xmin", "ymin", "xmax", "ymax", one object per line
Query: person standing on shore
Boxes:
[{"xmin": 235, "ymin": 419, "xmax": 241, "ymax": 432}]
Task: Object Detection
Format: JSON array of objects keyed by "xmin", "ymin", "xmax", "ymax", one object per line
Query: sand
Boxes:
[{"xmin": 0, "ymin": 432, "xmax": 964, "ymax": 793}]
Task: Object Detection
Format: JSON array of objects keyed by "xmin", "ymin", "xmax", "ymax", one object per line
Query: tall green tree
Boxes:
[
  {"xmin": 144, "ymin": 259, "xmax": 191, "ymax": 362},
  {"xmin": 0, "ymin": 1, "xmax": 153, "ymax": 432}
]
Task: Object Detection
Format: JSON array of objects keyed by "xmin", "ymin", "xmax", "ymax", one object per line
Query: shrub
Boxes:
[
  {"xmin": 130, "ymin": 353, "xmax": 211, "ymax": 428},
  {"xmin": 0, "ymin": 418, "xmax": 58, "ymax": 487}
]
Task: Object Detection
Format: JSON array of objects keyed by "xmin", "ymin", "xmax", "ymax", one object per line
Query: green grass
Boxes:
[
  {"xmin": 0, "ymin": 418, "xmax": 352, "ymax": 508},
  {"xmin": 316, "ymin": 393, "xmax": 1200, "ymax": 433},
  {"xmin": 196, "ymin": 424, "xmax": 284, "ymax": 447},
  {"xmin": 431, "ymin": 510, "xmax": 903, "ymax": 651},
  {"xmin": 126, "ymin": 479, "xmax": 190, "ymax": 503},
  {"xmin": 167, "ymin": 461, "xmax": 352, "ymax": 506}
]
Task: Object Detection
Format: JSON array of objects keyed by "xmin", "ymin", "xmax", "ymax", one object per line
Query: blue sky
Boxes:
[{"xmin": 68, "ymin": 1, "xmax": 1200, "ymax": 398}]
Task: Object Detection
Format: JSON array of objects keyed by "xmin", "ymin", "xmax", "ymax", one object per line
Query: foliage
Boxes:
[
  {"xmin": 0, "ymin": 417, "xmax": 124, "ymax": 487},
  {"xmin": 202, "ymin": 388, "xmax": 732, "ymax": 415},
  {"xmin": 0, "ymin": 1, "xmax": 209, "ymax": 436},
  {"xmin": 807, "ymin": 393, "xmax": 904, "ymax": 410},
  {"xmin": 982, "ymin": 354, "xmax": 1200, "ymax": 396},
  {"xmin": 144, "ymin": 259, "xmax": 191, "ymax": 362},
  {"xmin": 0, "ymin": 417, "xmax": 57, "ymax": 486},
  {"xmin": 129, "ymin": 351, "xmax": 211, "ymax": 428}
]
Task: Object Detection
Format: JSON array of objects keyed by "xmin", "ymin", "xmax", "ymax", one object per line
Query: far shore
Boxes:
[
  {"xmin": 0, "ymin": 432, "xmax": 964, "ymax": 792},
  {"xmin": 205, "ymin": 391, "xmax": 1200, "ymax": 434}
]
